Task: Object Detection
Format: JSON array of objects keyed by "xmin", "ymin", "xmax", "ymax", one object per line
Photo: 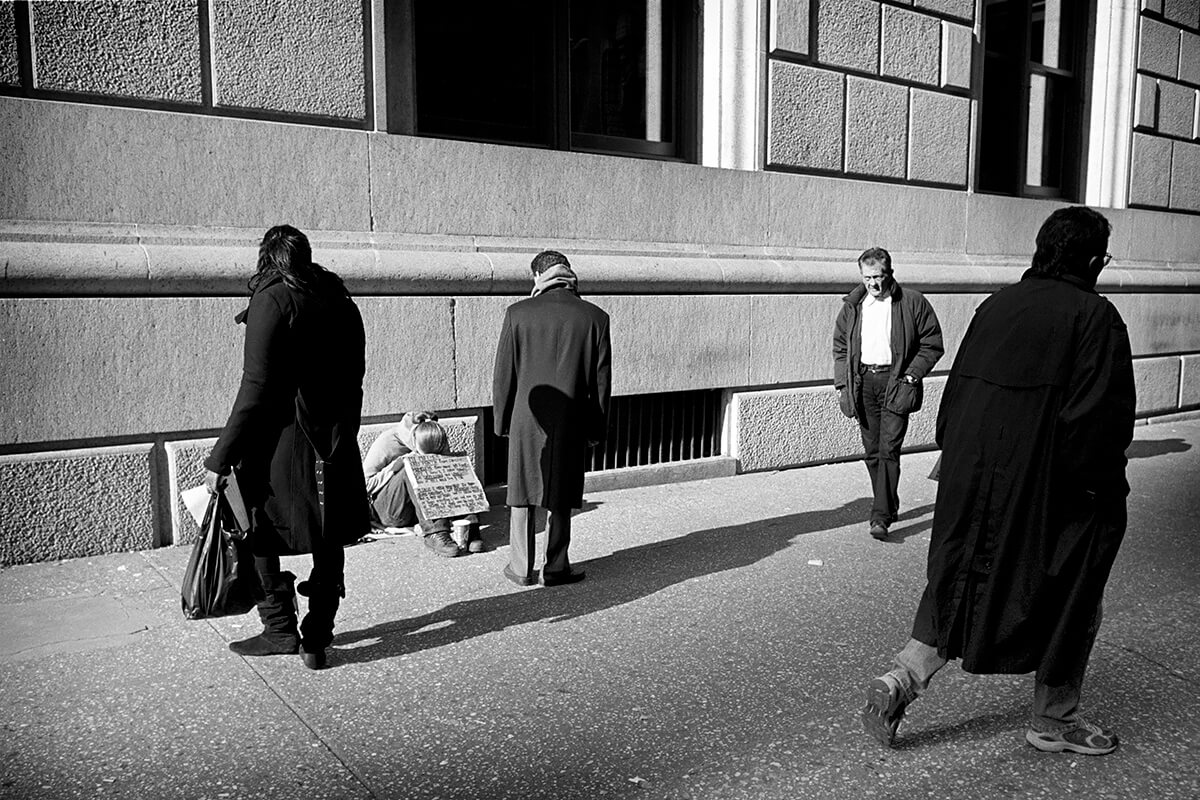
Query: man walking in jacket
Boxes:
[
  {"xmin": 861, "ymin": 207, "xmax": 1135, "ymax": 755},
  {"xmin": 833, "ymin": 248, "xmax": 944, "ymax": 540},
  {"xmin": 493, "ymin": 250, "xmax": 612, "ymax": 587}
]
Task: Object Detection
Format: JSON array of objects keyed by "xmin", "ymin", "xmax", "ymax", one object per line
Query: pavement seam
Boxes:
[
  {"xmin": 238, "ymin": 657, "xmax": 384, "ymax": 800},
  {"xmin": 1097, "ymin": 638, "xmax": 1193, "ymax": 690}
]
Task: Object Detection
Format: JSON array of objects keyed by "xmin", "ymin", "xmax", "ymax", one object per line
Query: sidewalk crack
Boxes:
[
  {"xmin": 1098, "ymin": 638, "xmax": 1191, "ymax": 688},
  {"xmin": 239, "ymin": 657, "xmax": 383, "ymax": 799}
]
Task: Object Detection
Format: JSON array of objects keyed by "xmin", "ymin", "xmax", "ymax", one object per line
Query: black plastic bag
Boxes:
[{"xmin": 181, "ymin": 491, "xmax": 264, "ymax": 619}]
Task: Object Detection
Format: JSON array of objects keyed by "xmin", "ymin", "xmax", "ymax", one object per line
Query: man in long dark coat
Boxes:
[
  {"xmin": 862, "ymin": 207, "xmax": 1135, "ymax": 755},
  {"xmin": 205, "ymin": 225, "xmax": 369, "ymax": 670},
  {"xmin": 492, "ymin": 250, "xmax": 612, "ymax": 587}
]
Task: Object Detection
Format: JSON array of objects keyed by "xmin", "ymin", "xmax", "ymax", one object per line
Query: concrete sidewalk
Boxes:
[{"xmin": 2, "ymin": 420, "xmax": 1199, "ymax": 800}]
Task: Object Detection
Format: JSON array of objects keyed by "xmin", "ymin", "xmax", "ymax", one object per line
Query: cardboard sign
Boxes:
[{"xmin": 402, "ymin": 454, "xmax": 490, "ymax": 519}]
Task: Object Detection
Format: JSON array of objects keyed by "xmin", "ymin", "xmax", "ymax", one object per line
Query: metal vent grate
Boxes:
[
  {"xmin": 482, "ymin": 389, "xmax": 725, "ymax": 485},
  {"xmin": 587, "ymin": 389, "xmax": 724, "ymax": 472}
]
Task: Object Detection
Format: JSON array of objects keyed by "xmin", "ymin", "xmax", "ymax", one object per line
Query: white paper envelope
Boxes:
[{"xmin": 182, "ymin": 485, "xmax": 211, "ymax": 527}]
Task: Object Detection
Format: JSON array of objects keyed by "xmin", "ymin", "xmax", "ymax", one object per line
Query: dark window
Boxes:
[
  {"xmin": 385, "ymin": 0, "xmax": 697, "ymax": 161},
  {"xmin": 977, "ymin": 0, "xmax": 1089, "ymax": 199}
]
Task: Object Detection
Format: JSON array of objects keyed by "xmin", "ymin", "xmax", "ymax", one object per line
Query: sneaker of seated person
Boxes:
[
  {"xmin": 1026, "ymin": 718, "xmax": 1118, "ymax": 755},
  {"xmin": 424, "ymin": 530, "xmax": 462, "ymax": 558}
]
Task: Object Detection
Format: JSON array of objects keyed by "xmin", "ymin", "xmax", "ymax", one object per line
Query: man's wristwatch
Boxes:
[{"xmin": 902, "ymin": 374, "xmax": 918, "ymax": 384}]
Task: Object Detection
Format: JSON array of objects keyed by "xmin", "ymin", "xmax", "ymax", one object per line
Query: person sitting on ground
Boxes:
[{"xmin": 362, "ymin": 412, "xmax": 481, "ymax": 557}]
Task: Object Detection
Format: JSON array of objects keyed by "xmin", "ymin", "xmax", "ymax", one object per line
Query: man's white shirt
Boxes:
[{"xmin": 860, "ymin": 293, "xmax": 892, "ymax": 366}]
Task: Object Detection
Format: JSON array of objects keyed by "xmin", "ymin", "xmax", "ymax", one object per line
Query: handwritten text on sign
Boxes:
[{"xmin": 402, "ymin": 454, "xmax": 490, "ymax": 519}]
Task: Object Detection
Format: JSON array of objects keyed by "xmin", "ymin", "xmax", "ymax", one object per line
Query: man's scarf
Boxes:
[{"xmin": 531, "ymin": 263, "xmax": 579, "ymax": 297}]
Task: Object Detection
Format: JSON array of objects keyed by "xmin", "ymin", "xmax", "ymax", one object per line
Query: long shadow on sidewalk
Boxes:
[{"xmin": 335, "ymin": 497, "xmax": 927, "ymax": 665}]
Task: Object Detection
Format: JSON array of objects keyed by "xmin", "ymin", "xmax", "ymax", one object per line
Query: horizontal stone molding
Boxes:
[{"xmin": 3, "ymin": 221, "xmax": 1199, "ymax": 296}]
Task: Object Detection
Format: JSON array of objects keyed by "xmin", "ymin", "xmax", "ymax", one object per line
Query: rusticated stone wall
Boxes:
[
  {"xmin": 767, "ymin": 0, "xmax": 974, "ymax": 186},
  {"xmin": 2, "ymin": 0, "xmax": 366, "ymax": 121},
  {"xmin": 1130, "ymin": 0, "xmax": 1200, "ymax": 211}
]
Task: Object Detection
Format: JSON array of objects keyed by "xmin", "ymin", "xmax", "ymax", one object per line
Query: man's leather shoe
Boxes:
[
  {"xmin": 541, "ymin": 569, "xmax": 586, "ymax": 587},
  {"xmin": 503, "ymin": 565, "xmax": 536, "ymax": 587},
  {"xmin": 869, "ymin": 521, "xmax": 889, "ymax": 540},
  {"xmin": 300, "ymin": 648, "xmax": 327, "ymax": 670}
]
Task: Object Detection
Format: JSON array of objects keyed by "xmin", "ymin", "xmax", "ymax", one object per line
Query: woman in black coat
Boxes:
[{"xmin": 205, "ymin": 225, "xmax": 368, "ymax": 670}]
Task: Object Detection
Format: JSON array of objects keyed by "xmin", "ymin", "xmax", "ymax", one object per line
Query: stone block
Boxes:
[
  {"xmin": 30, "ymin": 0, "xmax": 201, "ymax": 103},
  {"xmin": 0, "ymin": 295, "xmax": 456, "ymax": 447},
  {"xmin": 1135, "ymin": 74, "xmax": 1158, "ymax": 129},
  {"xmin": 767, "ymin": 61, "xmax": 844, "ymax": 171},
  {"xmin": 1139, "ymin": 18, "xmax": 1181, "ymax": 79},
  {"xmin": 452, "ymin": 295, "xmax": 513, "ymax": 408},
  {"xmin": 816, "ymin": 0, "xmax": 880, "ymax": 74},
  {"xmin": 747, "ymin": 292, "xmax": 978, "ymax": 386},
  {"xmin": 731, "ymin": 378, "xmax": 945, "ymax": 471},
  {"xmin": 164, "ymin": 438, "xmax": 216, "ymax": 547},
  {"xmin": 941, "ymin": 22, "xmax": 972, "ymax": 90},
  {"xmin": 0, "ymin": 1, "xmax": 17, "ymax": 86},
  {"xmin": 455, "ymin": 294, "xmax": 757, "ymax": 407},
  {"xmin": 1180, "ymin": 355, "xmax": 1200, "ymax": 408},
  {"xmin": 211, "ymin": 0, "xmax": 365, "ymax": 120},
  {"xmin": 1158, "ymin": 80, "xmax": 1197, "ymax": 136},
  {"xmin": 1181, "ymin": 31, "xmax": 1200, "ymax": 86},
  {"xmin": 368, "ymin": 132, "xmax": 772, "ymax": 247},
  {"xmin": 881, "ymin": 6, "xmax": 940, "ymax": 85},
  {"xmin": 357, "ymin": 297, "xmax": 458, "ymax": 416},
  {"xmin": 1118, "ymin": 207, "xmax": 1200, "ymax": 264},
  {"xmin": 1128, "ymin": 133, "xmax": 1173, "ymax": 208},
  {"xmin": 1162, "ymin": 0, "xmax": 1200, "ymax": 28},
  {"xmin": 747, "ymin": 295, "xmax": 845, "ymax": 385},
  {"xmin": 0, "ymin": 98, "xmax": 370, "ymax": 230},
  {"xmin": 908, "ymin": 90, "xmax": 970, "ymax": 185},
  {"xmin": 845, "ymin": 77, "xmax": 908, "ymax": 178},
  {"xmin": 964, "ymin": 194, "xmax": 1063, "ymax": 256},
  {"xmin": 913, "ymin": 0, "xmax": 974, "ymax": 23},
  {"xmin": 586, "ymin": 295, "xmax": 754, "ymax": 396},
  {"xmin": 772, "ymin": 0, "xmax": 811, "ymax": 54},
  {"xmin": 1142, "ymin": 0, "xmax": 1163, "ymax": 11},
  {"xmin": 765, "ymin": 171, "xmax": 968, "ymax": 252},
  {"xmin": 1109, "ymin": 293, "xmax": 1200, "ymax": 356},
  {"xmin": 1170, "ymin": 140, "xmax": 1200, "ymax": 211},
  {"xmin": 1133, "ymin": 357, "xmax": 1182, "ymax": 416},
  {"xmin": 0, "ymin": 445, "xmax": 155, "ymax": 566}
]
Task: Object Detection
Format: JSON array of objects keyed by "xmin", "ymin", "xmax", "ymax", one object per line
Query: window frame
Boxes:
[{"xmin": 974, "ymin": 0, "xmax": 1096, "ymax": 201}]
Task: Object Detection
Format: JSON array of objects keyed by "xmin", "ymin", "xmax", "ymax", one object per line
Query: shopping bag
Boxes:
[{"xmin": 181, "ymin": 491, "xmax": 263, "ymax": 619}]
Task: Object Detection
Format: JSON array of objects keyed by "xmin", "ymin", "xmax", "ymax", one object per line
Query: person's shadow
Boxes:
[
  {"xmin": 333, "ymin": 497, "xmax": 875, "ymax": 665},
  {"xmin": 1126, "ymin": 438, "xmax": 1191, "ymax": 459}
]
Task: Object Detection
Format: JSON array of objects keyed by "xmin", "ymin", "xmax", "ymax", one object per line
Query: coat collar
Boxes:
[
  {"xmin": 844, "ymin": 281, "xmax": 903, "ymax": 307},
  {"xmin": 235, "ymin": 274, "xmax": 285, "ymax": 324}
]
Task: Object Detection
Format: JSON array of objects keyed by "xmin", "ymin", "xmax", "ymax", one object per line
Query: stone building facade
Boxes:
[{"xmin": 1, "ymin": 0, "xmax": 1198, "ymax": 564}]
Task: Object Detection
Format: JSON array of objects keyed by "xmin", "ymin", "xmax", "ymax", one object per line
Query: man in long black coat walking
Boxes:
[
  {"xmin": 861, "ymin": 207, "xmax": 1135, "ymax": 755},
  {"xmin": 493, "ymin": 250, "xmax": 612, "ymax": 587},
  {"xmin": 205, "ymin": 225, "xmax": 369, "ymax": 670}
]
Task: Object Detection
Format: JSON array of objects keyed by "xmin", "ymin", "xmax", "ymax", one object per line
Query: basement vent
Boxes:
[
  {"xmin": 587, "ymin": 389, "xmax": 724, "ymax": 471},
  {"xmin": 482, "ymin": 389, "xmax": 725, "ymax": 485}
]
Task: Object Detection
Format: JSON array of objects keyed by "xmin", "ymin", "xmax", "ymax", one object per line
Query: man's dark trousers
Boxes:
[{"xmin": 859, "ymin": 368, "xmax": 908, "ymax": 525}]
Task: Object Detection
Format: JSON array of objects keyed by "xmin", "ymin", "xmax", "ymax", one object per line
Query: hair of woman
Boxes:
[
  {"xmin": 249, "ymin": 224, "xmax": 348, "ymax": 296},
  {"xmin": 413, "ymin": 420, "xmax": 449, "ymax": 455}
]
